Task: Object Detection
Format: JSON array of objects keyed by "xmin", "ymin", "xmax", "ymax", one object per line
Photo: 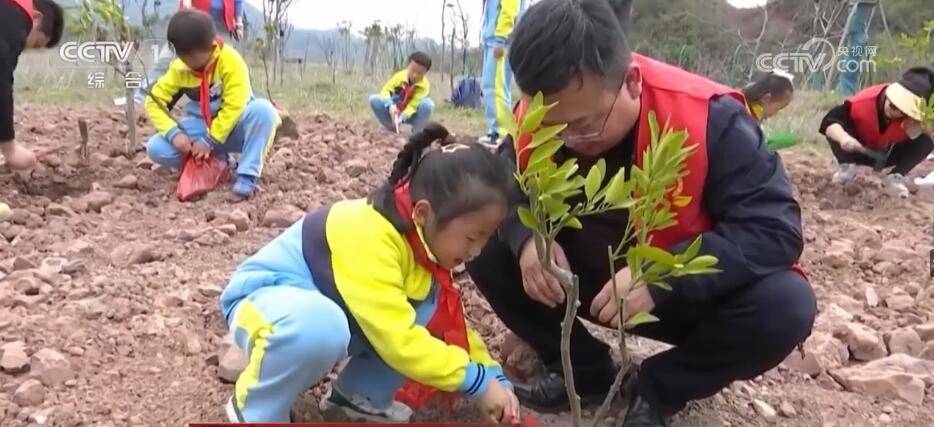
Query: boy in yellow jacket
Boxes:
[
  {"xmin": 369, "ymin": 52, "xmax": 434, "ymax": 133},
  {"xmin": 145, "ymin": 10, "xmax": 280, "ymax": 199}
]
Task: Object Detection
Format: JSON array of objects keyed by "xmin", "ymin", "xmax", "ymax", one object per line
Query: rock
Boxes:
[
  {"xmin": 31, "ymin": 348, "xmax": 74, "ymax": 386},
  {"xmin": 262, "ymin": 206, "xmax": 303, "ymax": 228},
  {"xmin": 919, "ymin": 342, "xmax": 934, "ymax": 361},
  {"xmin": 110, "ymin": 243, "xmax": 157, "ymax": 268},
  {"xmin": 829, "ymin": 354, "xmax": 934, "ymax": 405},
  {"xmin": 885, "ymin": 291, "xmax": 914, "ymax": 312},
  {"xmin": 45, "ymin": 203, "xmax": 77, "ymax": 217},
  {"xmin": 217, "ymin": 344, "xmax": 248, "ymax": 383},
  {"xmin": 184, "ymin": 334, "xmax": 202, "ymax": 355},
  {"xmin": 227, "ymin": 209, "xmax": 250, "ymax": 231},
  {"xmin": 65, "ymin": 239, "xmax": 93, "ymax": 255},
  {"xmin": 879, "ymin": 414, "xmax": 891, "ymax": 424},
  {"xmin": 176, "ymin": 228, "xmax": 206, "ymax": 242},
  {"xmin": 914, "ymin": 324, "xmax": 934, "ymax": 342},
  {"xmin": 65, "ymin": 197, "xmax": 89, "ymax": 213},
  {"xmin": 114, "ymin": 174, "xmax": 138, "ymax": 189},
  {"xmin": 831, "ymin": 295, "xmax": 862, "ymax": 314},
  {"xmin": 62, "ymin": 259, "xmax": 86, "ymax": 275},
  {"xmin": 79, "ymin": 298, "xmax": 107, "ymax": 320},
  {"xmin": 194, "ymin": 229, "xmax": 231, "ymax": 246},
  {"xmin": 13, "ymin": 379, "xmax": 44, "ymax": 407},
  {"xmin": 345, "ymin": 158, "xmax": 368, "ymax": 177},
  {"xmin": 0, "ymin": 342, "xmax": 29, "ymax": 373},
  {"xmin": 822, "ymin": 239, "xmax": 854, "ymax": 268},
  {"xmin": 874, "ymin": 241, "xmax": 915, "ymax": 263},
  {"xmin": 814, "ymin": 303, "xmax": 853, "ymax": 334},
  {"xmin": 83, "ymin": 191, "xmax": 114, "ymax": 212},
  {"xmin": 779, "ymin": 401, "xmax": 797, "ymax": 418},
  {"xmin": 197, "ymin": 285, "xmax": 222, "ymax": 297},
  {"xmin": 215, "ymin": 224, "xmax": 238, "ymax": 236},
  {"xmin": 837, "ymin": 322, "xmax": 887, "ymax": 361},
  {"xmin": 12, "ymin": 257, "xmax": 36, "ymax": 271},
  {"xmin": 865, "ymin": 286, "xmax": 880, "ymax": 308},
  {"xmin": 751, "ymin": 399, "xmax": 777, "ymax": 421},
  {"xmin": 39, "ymin": 257, "xmax": 66, "ymax": 275},
  {"xmin": 887, "ymin": 328, "xmax": 924, "ymax": 357},
  {"xmin": 136, "ymin": 158, "xmax": 154, "ymax": 169},
  {"xmin": 782, "ymin": 331, "xmax": 849, "ymax": 376}
]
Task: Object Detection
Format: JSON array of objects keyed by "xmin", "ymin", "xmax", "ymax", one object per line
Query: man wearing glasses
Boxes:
[{"xmin": 466, "ymin": 0, "xmax": 816, "ymax": 426}]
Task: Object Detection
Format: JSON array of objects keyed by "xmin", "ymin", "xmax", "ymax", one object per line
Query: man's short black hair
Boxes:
[
  {"xmin": 409, "ymin": 51, "xmax": 432, "ymax": 71},
  {"xmin": 510, "ymin": 0, "xmax": 631, "ymax": 96},
  {"xmin": 34, "ymin": 0, "xmax": 64, "ymax": 47},
  {"xmin": 167, "ymin": 10, "xmax": 217, "ymax": 55}
]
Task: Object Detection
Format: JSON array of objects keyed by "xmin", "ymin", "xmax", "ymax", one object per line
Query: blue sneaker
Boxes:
[{"xmin": 232, "ymin": 175, "xmax": 258, "ymax": 199}]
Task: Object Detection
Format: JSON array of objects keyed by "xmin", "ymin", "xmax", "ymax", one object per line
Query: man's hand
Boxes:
[
  {"xmin": 191, "ymin": 138, "xmax": 213, "ymax": 160},
  {"xmin": 477, "ymin": 381, "xmax": 521, "ymax": 424},
  {"xmin": 590, "ymin": 267, "xmax": 656, "ymax": 327},
  {"xmin": 233, "ymin": 20, "xmax": 244, "ymax": 41},
  {"xmin": 518, "ymin": 239, "xmax": 569, "ymax": 308},
  {"xmin": 493, "ymin": 46, "xmax": 505, "ymax": 59},
  {"xmin": 0, "ymin": 140, "xmax": 37, "ymax": 170},
  {"xmin": 172, "ymin": 133, "xmax": 193, "ymax": 154},
  {"xmin": 839, "ymin": 137, "xmax": 866, "ymax": 154}
]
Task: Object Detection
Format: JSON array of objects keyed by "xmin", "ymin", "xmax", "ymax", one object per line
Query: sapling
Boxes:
[{"xmin": 507, "ymin": 93, "xmax": 720, "ymax": 427}]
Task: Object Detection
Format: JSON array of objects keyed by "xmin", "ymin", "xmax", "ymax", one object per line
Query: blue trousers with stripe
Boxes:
[
  {"xmin": 481, "ymin": 44, "xmax": 513, "ymax": 138},
  {"xmin": 224, "ymin": 222, "xmax": 439, "ymax": 422},
  {"xmin": 146, "ymin": 98, "xmax": 279, "ymax": 178}
]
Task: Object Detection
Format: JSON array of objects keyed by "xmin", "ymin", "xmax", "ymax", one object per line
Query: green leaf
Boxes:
[
  {"xmin": 566, "ymin": 217, "xmax": 583, "ymax": 229},
  {"xmin": 604, "ymin": 170, "xmax": 632, "ymax": 206},
  {"xmin": 541, "ymin": 195, "xmax": 571, "ymax": 219},
  {"xmin": 686, "ymin": 255, "xmax": 718, "ymax": 269},
  {"xmin": 517, "ymin": 206, "xmax": 537, "ymax": 230},
  {"xmin": 584, "ymin": 159, "xmax": 605, "ymax": 202},
  {"xmin": 679, "ymin": 235, "xmax": 703, "ymax": 262},
  {"xmin": 650, "ymin": 281, "xmax": 672, "ymax": 291},
  {"xmin": 529, "ymin": 124, "xmax": 567, "ymax": 149},
  {"xmin": 671, "ymin": 267, "xmax": 721, "ymax": 277},
  {"xmin": 625, "ymin": 311, "xmax": 659, "ymax": 329},
  {"xmin": 528, "ymin": 140, "xmax": 563, "ymax": 169},
  {"xmin": 628, "ymin": 244, "xmax": 678, "ymax": 267}
]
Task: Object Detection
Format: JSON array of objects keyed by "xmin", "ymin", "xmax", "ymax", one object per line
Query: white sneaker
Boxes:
[
  {"xmin": 914, "ymin": 170, "xmax": 934, "ymax": 187},
  {"xmin": 831, "ymin": 163, "xmax": 857, "ymax": 184},
  {"xmin": 881, "ymin": 173, "xmax": 910, "ymax": 198},
  {"xmin": 318, "ymin": 385, "xmax": 413, "ymax": 423}
]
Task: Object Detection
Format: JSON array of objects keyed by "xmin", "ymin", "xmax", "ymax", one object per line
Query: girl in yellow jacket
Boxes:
[{"xmin": 219, "ymin": 123, "xmax": 520, "ymax": 423}]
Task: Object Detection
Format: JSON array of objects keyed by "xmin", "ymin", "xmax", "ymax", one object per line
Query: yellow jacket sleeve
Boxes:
[
  {"xmin": 145, "ymin": 60, "xmax": 185, "ymax": 138},
  {"xmin": 328, "ymin": 213, "xmax": 471, "ymax": 392},
  {"xmin": 402, "ymin": 77, "xmax": 430, "ymax": 118},
  {"xmin": 495, "ymin": 0, "xmax": 520, "ymax": 39},
  {"xmin": 380, "ymin": 70, "xmax": 407, "ymax": 99},
  {"xmin": 209, "ymin": 47, "xmax": 252, "ymax": 144},
  {"xmin": 467, "ymin": 326, "xmax": 499, "ymax": 367}
]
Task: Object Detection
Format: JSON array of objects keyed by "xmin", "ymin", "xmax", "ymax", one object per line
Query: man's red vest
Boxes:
[
  {"xmin": 514, "ymin": 53, "xmax": 807, "ymax": 276},
  {"xmin": 10, "ymin": 0, "xmax": 34, "ymax": 31},
  {"xmin": 845, "ymin": 84, "xmax": 910, "ymax": 150},
  {"xmin": 181, "ymin": 0, "xmax": 237, "ymax": 32}
]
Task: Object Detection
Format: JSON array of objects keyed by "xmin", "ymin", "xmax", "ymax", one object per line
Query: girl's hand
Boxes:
[{"xmin": 477, "ymin": 380, "xmax": 521, "ymax": 424}]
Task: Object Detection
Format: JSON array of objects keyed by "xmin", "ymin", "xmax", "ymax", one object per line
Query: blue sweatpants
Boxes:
[
  {"xmin": 146, "ymin": 98, "xmax": 279, "ymax": 178},
  {"xmin": 368, "ymin": 95, "xmax": 434, "ymax": 133},
  {"xmin": 222, "ymin": 220, "xmax": 439, "ymax": 422},
  {"xmin": 481, "ymin": 44, "xmax": 513, "ymax": 138}
]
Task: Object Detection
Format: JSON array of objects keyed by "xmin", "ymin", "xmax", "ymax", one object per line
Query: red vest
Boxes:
[
  {"xmin": 10, "ymin": 0, "xmax": 34, "ymax": 30},
  {"xmin": 514, "ymin": 54, "xmax": 808, "ymax": 276},
  {"xmin": 846, "ymin": 84, "xmax": 910, "ymax": 150},
  {"xmin": 181, "ymin": 0, "xmax": 237, "ymax": 32}
]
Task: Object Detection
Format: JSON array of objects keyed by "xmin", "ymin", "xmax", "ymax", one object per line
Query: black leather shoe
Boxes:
[
  {"xmin": 621, "ymin": 392, "xmax": 669, "ymax": 427},
  {"xmin": 514, "ymin": 371, "xmax": 611, "ymax": 413}
]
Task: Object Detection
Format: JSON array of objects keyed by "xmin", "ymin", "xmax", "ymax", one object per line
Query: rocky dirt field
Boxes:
[{"xmin": 0, "ymin": 105, "xmax": 933, "ymax": 426}]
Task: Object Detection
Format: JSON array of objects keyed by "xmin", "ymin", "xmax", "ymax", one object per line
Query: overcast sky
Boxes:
[{"xmin": 246, "ymin": 0, "xmax": 767, "ymax": 42}]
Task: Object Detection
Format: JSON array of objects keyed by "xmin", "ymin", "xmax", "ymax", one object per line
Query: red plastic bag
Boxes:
[{"xmin": 176, "ymin": 155, "xmax": 229, "ymax": 202}]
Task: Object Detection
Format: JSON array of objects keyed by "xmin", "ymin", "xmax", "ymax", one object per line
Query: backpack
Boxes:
[{"xmin": 451, "ymin": 76, "xmax": 483, "ymax": 109}]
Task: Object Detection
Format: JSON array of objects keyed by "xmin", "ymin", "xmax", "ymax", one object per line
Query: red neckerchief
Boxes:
[
  {"xmin": 191, "ymin": 40, "xmax": 223, "ymax": 129},
  {"xmin": 396, "ymin": 81, "xmax": 417, "ymax": 111},
  {"xmin": 392, "ymin": 180, "xmax": 469, "ymax": 409}
]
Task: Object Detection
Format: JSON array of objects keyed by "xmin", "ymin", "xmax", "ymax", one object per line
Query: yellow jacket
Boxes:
[
  {"xmin": 221, "ymin": 198, "xmax": 505, "ymax": 395},
  {"xmin": 379, "ymin": 69, "xmax": 430, "ymax": 119},
  {"xmin": 146, "ymin": 41, "xmax": 251, "ymax": 144}
]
